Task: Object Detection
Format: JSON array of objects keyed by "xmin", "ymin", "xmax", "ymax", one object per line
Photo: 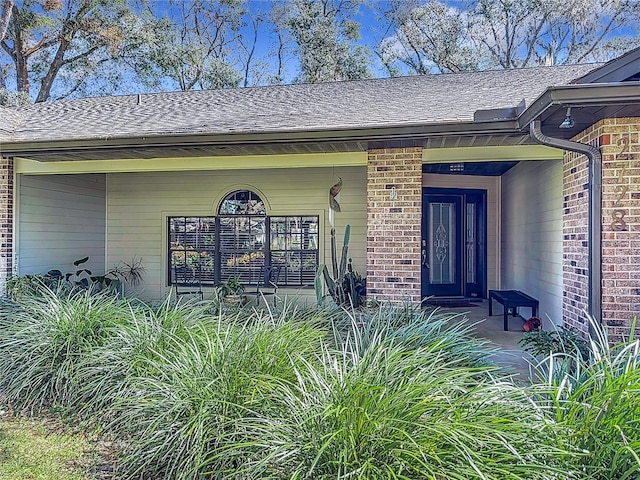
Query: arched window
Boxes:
[
  {"xmin": 218, "ymin": 190, "xmax": 266, "ymax": 215},
  {"xmin": 168, "ymin": 189, "xmax": 319, "ymax": 288},
  {"xmin": 218, "ymin": 190, "xmax": 266, "ymax": 283}
]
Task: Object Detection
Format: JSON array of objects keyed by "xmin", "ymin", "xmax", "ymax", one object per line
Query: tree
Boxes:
[
  {"xmin": 284, "ymin": 0, "xmax": 371, "ymax": 83},
  {"xmin": 1, "ymin": 0, "xmax": 144, "ymax": 103},
  {"xmin": 377, "ymin": 0, "xmax": 640, "ymax": 74},
  {"xmin": 263, "ymin": 0, "xmax": 291, "ymax": 85},
  {"xmin": 470, "ymin": 0, "xmax": 640, "ymax": 68},
  {"xmin": 130, "ymin": 0, "xmax": 245, "ymax": 91},
  {"xmin": 532, "ymin": 0, "xmax": 640, "ymax": 65},
  {"xmin": 0, "ymin": 0, "xmax": 13, "ymax": 43},
  {"xmin": 377, "ymin": 0, "xmax": 478, "ymax": 74}
]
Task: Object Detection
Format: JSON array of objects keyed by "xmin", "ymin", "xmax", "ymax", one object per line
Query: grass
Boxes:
[
  {"xmin": 0, "ymin": 414, "xmax": 98, "ymax": 480},
  {"xmin": 0, "ymin": 287, "xmax": 132, "ymax": 413},
  {"xmin": 243, "ymin": 335, "xmax": 570, "ymax": 479}
]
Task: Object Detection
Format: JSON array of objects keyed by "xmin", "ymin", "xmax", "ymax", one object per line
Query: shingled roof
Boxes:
[{"xmin": 0, "ymin": 63, "xmax": 601, "ymax": 146}]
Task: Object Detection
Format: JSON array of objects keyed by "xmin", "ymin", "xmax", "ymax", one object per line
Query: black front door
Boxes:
[{"xmin": 421, "ymin": 188, "xmax": 486, "ymax": 299}]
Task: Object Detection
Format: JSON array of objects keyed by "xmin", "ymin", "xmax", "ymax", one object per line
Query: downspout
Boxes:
[{"xmin": 529, "ymin": 120, "xmax": 602, "ymax": 325}]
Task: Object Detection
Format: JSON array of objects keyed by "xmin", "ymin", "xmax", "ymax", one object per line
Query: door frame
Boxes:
[{"xmin": 421, "ymin": 187, "xmax": 487, "ymax": 299}]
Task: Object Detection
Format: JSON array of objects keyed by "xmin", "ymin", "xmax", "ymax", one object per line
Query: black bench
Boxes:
[{"xmin": 488, "ymin": 290, "xmax": 539, "ymax": 331}]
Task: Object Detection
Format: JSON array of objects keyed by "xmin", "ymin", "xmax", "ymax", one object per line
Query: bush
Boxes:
[
  {"xmin": 534, "ymin": 316, "xmax": 640, "ymax": 480},
  {"xmin": 520, "ymin": 326, "xmax": 590, "ymax": 359},
  {"xmin": 105, "ymin": 306, "xmax": 329, "ymax": 479},
  {"xmin": 231, "ymin": 323, "xmax": 574, "ymax": 479},
  {"xmin": 5, "ymin": 274, "xmax": 54, "ymax": 300},
  {"xmin": 12, "ymin": 289, "xmax": 633, "ymax": 479},
  {"xmin": 332, "ymin": 303, "xmax": 499, "ymax": 372},
  {"xmin": 0, "ymin": 287, "xmax": 131, "ymax": 412}
]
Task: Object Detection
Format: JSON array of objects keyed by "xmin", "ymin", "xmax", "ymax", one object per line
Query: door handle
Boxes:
[{"xmin": 422, "ymin": 249, "xmax": 430, "ymax": 269}]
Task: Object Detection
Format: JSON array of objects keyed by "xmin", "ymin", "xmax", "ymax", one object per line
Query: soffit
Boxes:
[{"xmin": 7, "ymin": 132, "xmax": 536, "ymax": 163}]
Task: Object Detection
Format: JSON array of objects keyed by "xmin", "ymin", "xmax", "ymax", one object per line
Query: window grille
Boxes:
[{"xmin": 168, "ymin": 190, "xmax": 318, "ymax": 287}]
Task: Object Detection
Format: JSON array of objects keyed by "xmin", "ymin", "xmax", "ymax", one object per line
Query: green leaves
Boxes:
[
  {"xmin": 534, "ymin": 315, "xmax": 640, "ymax": 480},
  {"xmin": 1, "ymin": 288, "xmax": 639, "ymax": 479},
  {"xmin": 72, "ymin": 256, "xmax": 89, "ymax": 267}
]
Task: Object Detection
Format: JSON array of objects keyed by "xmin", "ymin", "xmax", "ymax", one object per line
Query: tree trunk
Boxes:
[
  {"xmin": 35, "ymin": 37, "xmax": 69, "ymax": 102},
  {"xmin": 11, "ymin": 6, "xmax": 29, "ymax": 95}
]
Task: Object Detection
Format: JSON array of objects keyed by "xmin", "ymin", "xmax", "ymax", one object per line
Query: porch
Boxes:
[{"xmin": 440, "ymin": 300, "xmax": 536, "ymax": 380}]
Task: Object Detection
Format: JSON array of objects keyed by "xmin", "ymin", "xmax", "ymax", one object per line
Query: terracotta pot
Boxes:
[{"xmin": 224, "ymin": 294, "xmax": 247, "ymax": 306}]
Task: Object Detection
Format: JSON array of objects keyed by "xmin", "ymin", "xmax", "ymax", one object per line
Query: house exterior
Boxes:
[{"xmin": 1, "ymin": 48, "xmax": 639, "ymax": 342}]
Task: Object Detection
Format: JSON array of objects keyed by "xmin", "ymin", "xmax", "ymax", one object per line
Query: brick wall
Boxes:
[
  {"xmin": 0, "ymin": 156, "xmax": 13, "ymax": 295},
  {"xmin": 366, "ymin": 147, "xmax": 422, "ymax": 303},
  {"xmin": 565, "ymin": 118, "xmax": 640, "ymax": 343},
  {"xmin": 599, "ymin": 118, "xmax": 640, "ymax": 343},
  {"xmin": 563, "ymin": 127, "xmax": 596, "ymax": 336}
]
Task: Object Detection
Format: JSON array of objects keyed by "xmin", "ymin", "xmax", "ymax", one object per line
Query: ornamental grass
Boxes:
[
  {"xmin": 2, "ymin": 285, "xmax": 638, "ymax": 479},
  {"xmin": 533, "ymin": 315, "xmax": 640, "ymax": 480}
]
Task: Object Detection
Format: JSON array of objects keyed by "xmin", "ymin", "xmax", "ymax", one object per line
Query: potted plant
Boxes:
[{"xmin": 220, "ymin": 276, "xmax": 246, "ymax": 305}]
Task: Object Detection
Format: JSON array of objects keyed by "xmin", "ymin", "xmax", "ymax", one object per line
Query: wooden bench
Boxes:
[{"xmin": 488, "ymin": 290, "xmax": 539, "ymax": 331}]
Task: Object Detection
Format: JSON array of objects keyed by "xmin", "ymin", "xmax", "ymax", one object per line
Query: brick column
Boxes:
[
  {"xmin": 564, "ymin": 118, "xmax": 640, "ymax": 343},
  {"xmin": 599, "ymin": 118, "xmax": 640, "ymax": 344},
  {"xmin": 0, "ymin": 156, "xmax": 13, "ymax": 295},
  {"xmin": 366, "ymin": 147, "xmax": 422, "ymax": 303}
]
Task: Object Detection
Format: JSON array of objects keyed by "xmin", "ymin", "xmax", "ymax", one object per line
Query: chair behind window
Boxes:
[
  {"xmin": 173, "ymin": 264, "xmax": 204, "ymax": 301},
  {"xmin": 255, "ymin": 265, "xmax": 282, "ymax": 306}
]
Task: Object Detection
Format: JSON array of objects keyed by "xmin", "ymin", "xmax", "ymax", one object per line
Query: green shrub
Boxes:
[
  {"xmin": 520, "ymin": 326, "xmax": 590, "ymax": 359},
  {"xmin": 230, "ymin": 324, "xmax": 575, "ymax": 479},
  {"xmin": 71, "ymin": 298, "xmax": 217, "ymax": 423},
  {"xmin": 535, "ymin": 316, "xmax": 640, "ymax": 480},
  {"xmin": 332, "ymin": 303, "xmax": 499, "ymax": 371},
  {"xmin": 9, "ymin": 289, "xmax": 623, "ymax": 479},
  {"xmin": 0, "ymin": 286, "xmax": 131, "ymax": 412},
  {"xmin": 105, "ymin": 305, "xmax": 329, "ymax": 479},
  {"xmin": 5, "ymin": 274, "xmax": 54, "ymax": 300}
]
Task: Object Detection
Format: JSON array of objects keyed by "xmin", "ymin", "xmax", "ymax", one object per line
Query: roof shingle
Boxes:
[{"xmin": 0, "ymin": 63, "xmax": 601, "ymax": 144}]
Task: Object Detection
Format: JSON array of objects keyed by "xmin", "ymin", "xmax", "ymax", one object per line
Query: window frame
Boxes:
[{"xmin": 167, "ymin": 214, "xmax": 320, "ymax": 288}]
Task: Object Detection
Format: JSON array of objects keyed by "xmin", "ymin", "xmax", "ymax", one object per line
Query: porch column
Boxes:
[
  {"xmin": 564, "ymin": 118, "xmax": 640, "ymax": 343},
  {"xmin": 366, "ymin": 147, "xmax": 422, "ymax": 303},
  {"xmin": 0, "ymin": 156, "xmax": 13, "ymax": 296}
]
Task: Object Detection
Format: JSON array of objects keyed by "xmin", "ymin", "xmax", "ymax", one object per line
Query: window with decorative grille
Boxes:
[{"xmin": 168, "ymin": 190, "xmax": 319, "ymax": 287}]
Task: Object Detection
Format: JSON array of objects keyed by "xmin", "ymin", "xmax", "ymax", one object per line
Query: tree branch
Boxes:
[{"xmin": 0, "ymin": 0, "xmax": 14, "ymax": 42}]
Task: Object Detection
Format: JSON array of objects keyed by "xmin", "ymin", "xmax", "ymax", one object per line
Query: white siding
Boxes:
[
  {"xmin": 422, "ymin": 174, "xmax": 500, "ymax": 294},
  {"xmin": 501, "ymin": 160, "xmax": 563, "ymax": 327},
  {"xmin": 18, "ymin": 174, "xmax": 106, "ymax": 276},
  {"xmin": 106, "ymin": 167, "xmax": 367, "ymax": 301}
]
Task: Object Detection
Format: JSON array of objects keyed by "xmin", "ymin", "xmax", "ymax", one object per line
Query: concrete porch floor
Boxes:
[{"xmin": 439, "ymin": 300, "xmax": 536, "ymax": 381}]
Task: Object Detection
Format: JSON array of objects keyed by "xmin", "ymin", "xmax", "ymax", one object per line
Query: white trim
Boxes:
[
  {"xmin": 12, "ymin": 170, "xmax": 19, "ymax": 275},
  {"xmin": 423, "ymin": 145, "xmax": 562, "ymax": 163},
  {"xmin": 15, "ymin": 152, "xmax": 366, "ymax": 175}
]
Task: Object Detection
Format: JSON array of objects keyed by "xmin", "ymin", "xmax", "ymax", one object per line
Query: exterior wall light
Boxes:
[{"xmin": 559, "ymin": 107, "xmax": 575, "ymax": 129}]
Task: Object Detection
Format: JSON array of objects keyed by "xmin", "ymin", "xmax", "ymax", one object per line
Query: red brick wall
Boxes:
[
  {"xmin": 599, "ymin": 119, "xmax": 640, "ymax": 343},
  {"xmin": 366, "ymin": 147, "xmax": 422, "ymax": 303},
  {"xmin": 565, "ymin": 118, "xmax": 640, "ymax": 343},
  {"xmin": 0, "ymin": 156, "xmax": 13, "ymax": 295},
  {"xmin": 563, "ymin": 126, "xmax": 598, "ymax": 336}
]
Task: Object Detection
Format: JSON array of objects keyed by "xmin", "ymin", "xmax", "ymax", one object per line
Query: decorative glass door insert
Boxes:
[{"xmin": 429, "ymin": 202, "xmax": 456, "ymax": 285}]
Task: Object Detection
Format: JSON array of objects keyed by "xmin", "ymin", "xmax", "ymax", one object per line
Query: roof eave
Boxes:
[
  {"xmin": 517, "ymin": 82, "xmax": 640, "ymax": 130},
  {"xmin": 0, "ymin": 119, "xmax": 520, "ymax": 156}
]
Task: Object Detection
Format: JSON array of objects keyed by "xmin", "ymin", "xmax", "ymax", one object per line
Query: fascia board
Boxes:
[
  {"xmin": 517, "ymin": 82, "xmax": 640, "ymax": 128},
  {"xmin": 423, "ymin": 145, "xmax": 562, "ymax": 163},
  {"xmin": 0, "ymin": 120, "xmax": 520, "ymax": 156}
]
